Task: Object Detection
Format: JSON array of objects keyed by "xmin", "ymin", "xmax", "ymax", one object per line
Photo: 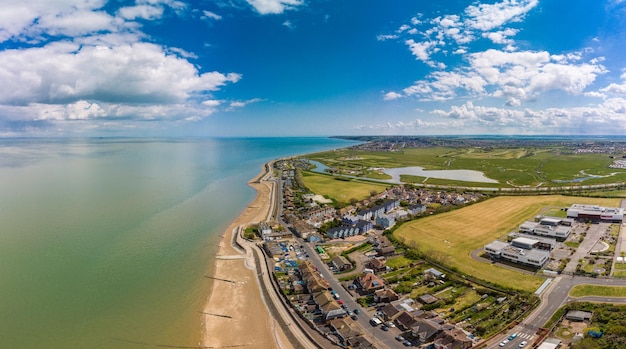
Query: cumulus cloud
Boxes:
[
  {"xmin": 383, "ymin": 92, "xmax": 403, "ymax": 101},
  {"xmin": 378, "ymin": 0, "xmax": 540, "ymax": 73},
  {"xmin": 377, "ymin": 34, "xmax": 398, "ymax": 41},
  {"xmin": 0, "ymin": 0, "xmax": 243, "ymax": 133},
  {"xmin": 245, "ymin": 0, "xmax": 304, "ymax": 15},
  {"xmin": 402, "ymin": 49, "xmax": 606, "ymax": 103},
  {"xmin": 0, "ymin": 42, "xmax": 240, "ymax": 105}
]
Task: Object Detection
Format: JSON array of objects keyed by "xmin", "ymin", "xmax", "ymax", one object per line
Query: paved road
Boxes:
[{"xmin": 299, "ymin": 242, "xmax": 407, "ymax": 349}]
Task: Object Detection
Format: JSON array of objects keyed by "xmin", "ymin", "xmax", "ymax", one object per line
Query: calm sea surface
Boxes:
[{"xmin": 0, "ymin": 137, "xmax": 355, "ymax": 349}]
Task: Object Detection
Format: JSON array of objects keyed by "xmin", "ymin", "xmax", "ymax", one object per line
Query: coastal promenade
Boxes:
[{"xmin": 203, "ymin": 162, "xmax": 318, "ymax": 349}]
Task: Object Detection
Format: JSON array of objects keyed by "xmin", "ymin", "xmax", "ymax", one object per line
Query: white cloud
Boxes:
[
  {"xmin": 377, "ymin": 34, "xmax": 398, "ymax": 41},
  {"xmin": 118, "ymin": 5, "xmax": 164, "ymax": 20},
  {"xmin": 202, "ymin": 10, "xmax": 222, "ymax": 20},
  {"xmin": 227, "ymin": 98, "xmax": 262, "ymax": 110},
  {"xmin": 482, "ymin": 28, "xmax": 519, "ymax": 44},
  {"xmin": 465, "ymin": 0, "xmax": 538, "ymax": 31},
  {"xmin": 0, "ymin": 41, "xmax": 240, "ymax": 105},
  {"xmin": 405, "ymin": 39, "xmax": 440, "ymax": 67},
  {"xmin": 245, "ymin": 0, "xmax": 304, "ymax": 15},
  {"xmin": 282, "ymin": 20, "xmax": 295, "ymax": 29},
  {"xmin": 402, "ymin": 48, "xmax": 606, "ymax": 104},
  {"xmin": 383, "ymin": 91, "xmax": 403, "ymax": 101}
]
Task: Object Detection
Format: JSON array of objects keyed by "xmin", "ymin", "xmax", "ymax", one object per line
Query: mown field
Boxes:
[
  {"xmin": 307, "ymin": 147, "xmax": 626, "ymax": 188},
  {"xmin": 393, "ymin": 195, "xmax": 620, "ymax": 292},
  {"xmin": 300, "ymin": 171, "xmax": 389, "ymax": 205},
  {"xmin": 569, "ymin": 285, "xmax": 626, "ymax": 298}
]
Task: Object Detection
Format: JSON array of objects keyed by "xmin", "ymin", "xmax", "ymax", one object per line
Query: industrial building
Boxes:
[
  {"xmin": 519, "ymin": 216, "xmax": 572, "ymax": 241},
  {"xmin": 567, "ymin": 204, "xmax": 624, "ymax": 222},
  {"xmin": 484, "ymin": 237, "xmax": 551, "ymax": 268}
]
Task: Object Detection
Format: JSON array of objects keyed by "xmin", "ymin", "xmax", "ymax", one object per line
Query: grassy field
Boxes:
[
  {"xmin": 569, "ymin": 284, "xmax": 626, "ymax": 298},
  {"xmin": 393, "ymin": 195, "xmax": 620, "ymax": 292},
  {"xmin": 300, "ymin": 171, "xmax": 389, "ymax": 205},
  {"xmin": 308, "ymin": 147, "xmax": 626, "ymax": 188}
]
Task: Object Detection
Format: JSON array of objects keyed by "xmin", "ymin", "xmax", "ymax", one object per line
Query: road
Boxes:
[{"xmin": 299, "ymin": 242, "xmax": 408, "ymax": 349}]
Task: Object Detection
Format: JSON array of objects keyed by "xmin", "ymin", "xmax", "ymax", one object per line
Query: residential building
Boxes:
[
  {"xmin": 331, "ymin": 255, "xmax": 353, "ymax": 271},
  {"xmin": 356, "ymin": 273, "xmax": 385, "ymax": 294}
]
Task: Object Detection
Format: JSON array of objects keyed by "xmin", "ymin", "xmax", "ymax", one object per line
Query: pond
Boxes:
[{"xmin": 307, "ymin": 160, "xmax": 498, "ymax": 184}]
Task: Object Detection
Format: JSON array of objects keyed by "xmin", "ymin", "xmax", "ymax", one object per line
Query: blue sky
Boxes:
[{"xmin": 0, "ymin": 0, "xmax": 625, "ymax": 137}]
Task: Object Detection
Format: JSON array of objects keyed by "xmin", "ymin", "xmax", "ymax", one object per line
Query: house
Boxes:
[
  {"xmin": 376, "ymin": 214, "xmax": 395, "ymax": 229},
  {"xmin": 331, "ymin": 255, "xmax": 353, "ymax": 272},
  {"xmin": 396, "ymin": 311, "xmax": 419, "ymax": 330},
  {"xmin": 380, "ymin": 303, "xmax": 403, "ymax": 321},
  {"xmin": 376, "ymin": 236, "xmax": 396, "ymax": 256},
  {"xmin": 330, "ymin": 318, "xmax": 362, "ymax": 345},
  {"xmin": 356, "ymin": 273, "xmax": 385, "ymax": 293},
  {"xmin": 342, "ymin": 215, "xmax": 360, "ymax": 225},
  {"xmin": 433, "ymin": 328, "xmax": 473, "ymax": 349},
  {"xmin": 411, "ymin": 318, "xmax": 443, "ymax": 344},
  {"xmin": 347, "ymin": 335, "xmax": 376, "ymax": 348},
  {"xmin": 259, "ymin": 222, "xmax": 272, "ymax": 237},
  {"xmin": 374, "ymin": 288, "xmax": 399, "ymax": 303},
  {"xmin": 367, "ymin": 258, "xmax": 387, "ymax": 273},
  {"xmin": 566, "ymin": 310, "xmax": 592, "ymax": 322},
  {"xmin": 314, "ymin": 291, "xmax": 346, "ymax": 321},
  {"xmin": 355, "ymin": 219, "xmax": 373, "ymax": 233}
]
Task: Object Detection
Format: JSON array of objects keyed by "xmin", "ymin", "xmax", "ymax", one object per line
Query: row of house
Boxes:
[{"xmin": 379, "ymin": 300, "xmax": 472, "ymax": 349}]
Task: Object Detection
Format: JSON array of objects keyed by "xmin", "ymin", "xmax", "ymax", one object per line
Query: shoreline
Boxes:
[{"xmin": 202, "ymin": 162, "xmax": 294, "ymax": 348}]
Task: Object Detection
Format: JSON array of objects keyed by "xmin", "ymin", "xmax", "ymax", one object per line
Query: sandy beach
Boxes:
[{"xmin": 202, "ymin": 165, "xmax": 294, "ymax": 349}]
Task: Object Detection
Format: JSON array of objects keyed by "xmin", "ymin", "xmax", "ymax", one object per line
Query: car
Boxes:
[
  {"xmin": 508, "ymin": 333, "xmax": 517, "ymax": 340},
  {"xmin": 395, "ymin": 335, "xmax": 405, "ymax": 341},
  {"xmin": 347, "ymin": 311, "xmax": 354, "ymax": 316},
  {"xmin": 519, "ymin": 341, "xmax": 527, "ymax": 348},
  {"xmin": 351, "ymin": 314, "xmax": 358, "ymax": 320},
  {"xmin": 380, "ymin": 325, "xmax": 389, "ymax": 331},
  {"xmin": 353, "ymin": 309, "xmax": 360, "ymax": 314},
  {"xmin": 385, "ymin": 321, "xmax": 396, "ymax": 328},
  {"xmin": 403, "ymin": 340, "xmax": 412, "ymax": 347},
  {"xmin": 499, "ymin": 339, "xmax": 509, "ymax": 347},
  {"xmin": 337, "ymin": 299, "xmax": 343, "ymax": 304}
]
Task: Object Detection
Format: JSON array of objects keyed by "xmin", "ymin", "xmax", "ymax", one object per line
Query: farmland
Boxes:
[
  {"xmin": 300, "ymin": 171, "xmax": 389, "ymax": 205},
  {"xmin": 393, "ymin": 195, "xmax": 620, "ymax": 292}
]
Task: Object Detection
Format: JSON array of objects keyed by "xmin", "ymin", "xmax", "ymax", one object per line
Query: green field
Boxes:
[
  {"xmin": 308, "ymin": 147, "xmax": 626, "ymax": 188},
  {"xmin": 394, "ymin": 196, "xmax": 620, "ymax": 292},
  {"xmin": 569, "ymin": 285, "xmax": 626, "ymax": 298},
  {"xmin": 300, "ymin": 171, "xmax": 389, "ymax": 205}
]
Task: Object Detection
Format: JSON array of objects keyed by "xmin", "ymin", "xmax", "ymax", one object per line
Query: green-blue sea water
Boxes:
[{"xmin": 0, "ymin": 137, "xmax": 354, "ymax": 349}]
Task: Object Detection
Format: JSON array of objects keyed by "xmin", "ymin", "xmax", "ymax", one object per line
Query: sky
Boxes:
[{"xmin": 0, "ymin": 0, "xmax": 626, "ymax": 137}]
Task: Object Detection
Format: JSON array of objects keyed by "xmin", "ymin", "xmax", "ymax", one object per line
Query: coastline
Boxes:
[{"xmin": 202, "ymin": 162, "xmax": 294, "ymax": 348}]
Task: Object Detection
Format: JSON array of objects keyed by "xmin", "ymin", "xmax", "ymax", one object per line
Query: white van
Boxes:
[{"xmin": 370, "ymin": 317, "xmax": 383, "ymax": 326}]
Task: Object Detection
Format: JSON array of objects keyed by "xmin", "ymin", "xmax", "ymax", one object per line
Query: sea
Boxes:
[{"xmin": 0, "ymin": 137, "xmax": 357, "ymax": 349}]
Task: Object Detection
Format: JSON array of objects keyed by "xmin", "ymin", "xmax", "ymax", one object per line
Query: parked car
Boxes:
[
  {"xmin": 519, "ymin": 341, "xmax": 527, "ymax": 348},
  {"xmin": 380, "ymin": 325, "xmax": 389, "ymax": 331},
  {"xmin": 385, "ymin": 321, "xmax": 396, "ymax": 328},
  {"xmin": 395, "ymin": 335, "xmax": 405, "ymax": 341},
  {"xmin": 403, "ymin": 340, "xmax": 412, "ymax": 346},
  {"xmin": 353, "ymin": 309, "xmax": 360, "ymax": 314}
]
